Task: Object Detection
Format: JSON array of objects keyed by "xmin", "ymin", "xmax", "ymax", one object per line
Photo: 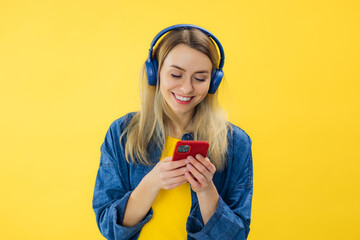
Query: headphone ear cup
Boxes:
[
  {"xmin": 208, "ymin": 69, "xmax": 224, "ymax": 94},
  {"xmin": 153, "ymin": 58, "xmax": 158, "ymax": 84},
  {"xmin": 145, "ymin": 58, "xmax": 158, "ymax": 86}
]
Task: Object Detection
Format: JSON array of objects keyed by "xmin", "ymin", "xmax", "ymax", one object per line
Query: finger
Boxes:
[
  {"xmin": 160, "ymin": 173, "xmax": 187, "ymax": 188},
  {"xmin": 168, "ymin": 166, "xmax": 188, "ymax": 177},
  {"xmin": 161, "ymin": 166, "xmax": 187, "ymax": 179},
  {"xmin": 198, "ymin": 156, "xmax": 216, "ymax": 174},
  {"xmin": 160, "ymin": 166, "xmax": 186, "ymax": 180},
  {"xmin": 188, "ymin": 156, "xmax": 208, "ymax": 174},
  {"xmin": 186, "ymin": 163, "xmax": 206, "ymax": 184},
  {"xmin": 184, "ymin": 171, "xmax": 200, "ymax": 188},
  {"xmin": 163, "ymin": 159, "xmax": 187, "ymax": 170},
  {"xmin": 188, "ymin": 156, "xmax": 212, "ymax": 180},
  {"xmin": 167, "ymin": 179, "xmax": 189, "ymax": 190},
  {"xmin": 165, "ymin": 174, "xmax": 188, "ymax": 185}
]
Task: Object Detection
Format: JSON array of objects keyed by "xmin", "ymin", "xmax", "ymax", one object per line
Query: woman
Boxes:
[{"xmin": 92, "ymin": 24, "xmax": 253, "ymax": 240}]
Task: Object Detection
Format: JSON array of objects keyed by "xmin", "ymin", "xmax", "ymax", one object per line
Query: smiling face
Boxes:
[{"xmin": 159, "ymin": 44, "xmax": 212, "ymax": 120}]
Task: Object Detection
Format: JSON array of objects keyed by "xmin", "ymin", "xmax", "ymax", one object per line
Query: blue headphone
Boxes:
[{"xmin": 145, "ymin": 24, "xmax": 225, "ymax": 94}]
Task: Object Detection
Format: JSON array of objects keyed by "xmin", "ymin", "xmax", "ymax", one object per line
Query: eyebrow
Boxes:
[{"xmin": 169, "ymin": 65, "xmax": 210, "ymax": 74}]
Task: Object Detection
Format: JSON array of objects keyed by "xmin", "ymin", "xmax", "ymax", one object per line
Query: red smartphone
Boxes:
[{"xmin": 172, "ymin": 140, "xmax": 209, "ymax": 161}]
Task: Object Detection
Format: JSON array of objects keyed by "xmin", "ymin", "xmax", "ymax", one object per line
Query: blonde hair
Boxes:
[{"xmin": 120, "ymin": 27, "xmax": 231, "ymax": 170}]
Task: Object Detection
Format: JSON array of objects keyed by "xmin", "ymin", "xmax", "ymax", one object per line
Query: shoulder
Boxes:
[
  {"xmin": 227, "ymin": 122, "xmax": 252, "ymax": 153},
  {"xmin": 100, "ymin": 112, "xmax": 138, "ymax": 164},
  {"xmin": 102, "ymin": 112, "xmax": 138, "ymax": 149},
  {"xmin": 108, "ymin": 112, "xmax": 138, "ymax": 134}
]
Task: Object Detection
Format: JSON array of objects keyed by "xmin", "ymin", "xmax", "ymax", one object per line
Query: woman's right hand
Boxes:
[{"xmin": 147, "ymin": 157, "xmax": 189, "ymax": 191}]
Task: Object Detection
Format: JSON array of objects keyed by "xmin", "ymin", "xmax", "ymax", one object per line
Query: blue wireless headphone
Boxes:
[{"xmin": 145, "ymin": 24, "xmax": 225, "ymax": 94}]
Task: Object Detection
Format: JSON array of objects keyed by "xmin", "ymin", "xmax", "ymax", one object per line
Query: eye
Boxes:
[
  {"xmin": 171, "ymin": 74, "xmax": 182, "ymax": 78},
  {"xmin": 194, "ymin": 77, "xmax": 206, "ymax": 82}
]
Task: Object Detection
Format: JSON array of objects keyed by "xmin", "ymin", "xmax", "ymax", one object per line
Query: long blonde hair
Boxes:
[{"xmin": 120, "ymin": 27, "xmax": 231, "ymax": 170}]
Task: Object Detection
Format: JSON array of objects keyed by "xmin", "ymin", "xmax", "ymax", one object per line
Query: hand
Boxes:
[
  {"xmin": 147, "ymin": 157, "xmax": 189, "ymax": 191},
  {"xmin": 184, "ymin": 154, "xmax": 216, "ymax": 193}
]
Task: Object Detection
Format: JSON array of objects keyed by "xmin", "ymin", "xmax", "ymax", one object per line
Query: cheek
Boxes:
[
  {"xmin": 160, "ymin": 76, "xmax": 177, "ymax": 92},
  {"xmin": 159, "ymin": 79, "xmax": 173, "ymax": 99},
  {"xmin": 197, "ymin": 83, "xmax": 211, "ymax": 95}
]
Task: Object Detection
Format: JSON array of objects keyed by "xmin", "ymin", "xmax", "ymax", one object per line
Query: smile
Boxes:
[{"xmin": 172, "ymin": 92, "xmax": 194, "ymax": 104}]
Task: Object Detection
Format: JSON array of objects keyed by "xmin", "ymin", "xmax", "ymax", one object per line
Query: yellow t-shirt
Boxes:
[{"xmin": 138, "ymin": 136, "xmax": 192, "ymax": 239}]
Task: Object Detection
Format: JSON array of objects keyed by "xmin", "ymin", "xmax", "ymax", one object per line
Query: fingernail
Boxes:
[{"xmin": 184, "ymin": 160, "xmax": 189, "ymax": 164}]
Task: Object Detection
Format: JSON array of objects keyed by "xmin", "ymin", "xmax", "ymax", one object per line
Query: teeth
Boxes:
[{"xmin": 175, "ymin": 94, "xmax": 191, "ymax": 101}]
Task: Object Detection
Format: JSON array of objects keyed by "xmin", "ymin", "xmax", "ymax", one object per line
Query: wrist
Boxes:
[
  {"xmin": 196, "ymin": 182, "xmax": 219, "ymax": 225},
  {"xmin": 197, "ymin": 181, "xmax": 218, "ymax": 199},
  {"xmin": 143, "ymin": 170, "xmax": 162, "ymax": 194}
]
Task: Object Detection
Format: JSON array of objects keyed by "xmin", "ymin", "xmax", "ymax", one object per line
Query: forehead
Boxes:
[{"xmin": 162, "ymin": 44, "xmax": 212, "ymax": 72}]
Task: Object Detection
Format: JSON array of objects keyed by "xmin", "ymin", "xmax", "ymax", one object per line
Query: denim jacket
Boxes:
[{"xmin": 92, "ymin": 112, "xmax": 253, "ymax": 240}]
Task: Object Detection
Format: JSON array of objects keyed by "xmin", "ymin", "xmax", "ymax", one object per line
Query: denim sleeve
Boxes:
[
  {"xmin": 92, "ymin": 121, "xmax": 152, "ymax": 240},
  {"xmin": 187, "ymin": 131, "xmax": 253, "ymax": 240}
]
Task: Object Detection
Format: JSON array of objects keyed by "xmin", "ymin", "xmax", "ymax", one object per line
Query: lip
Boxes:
[{"xmin": 172, "ymin": 92, "xmax": 194, "ymax": 104}]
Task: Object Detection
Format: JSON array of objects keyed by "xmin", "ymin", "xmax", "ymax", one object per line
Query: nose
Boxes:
[{"xmin": 179, "ymin": 78, "xmax": 193, "ymax": 94}]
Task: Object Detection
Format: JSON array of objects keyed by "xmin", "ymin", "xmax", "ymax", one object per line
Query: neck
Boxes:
[{"xmin": 167, "ymin": 111, "xmax": 194, "ymax": 139}]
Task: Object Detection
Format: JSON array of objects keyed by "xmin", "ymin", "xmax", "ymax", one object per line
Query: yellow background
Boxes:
[{"xmin": 1, "ymin": 0, "xmax": 359, "ymax": 239}]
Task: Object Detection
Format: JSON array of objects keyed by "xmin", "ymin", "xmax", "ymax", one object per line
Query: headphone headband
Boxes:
[{"xmin": 148, "ymin": 24, "xmax": 225, "ymax": 69}]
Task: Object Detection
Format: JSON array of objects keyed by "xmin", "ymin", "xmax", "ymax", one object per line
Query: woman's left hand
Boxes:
[{"xmin": 184, "ymin": 154, "xmax": 216, "ymax": 193}]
